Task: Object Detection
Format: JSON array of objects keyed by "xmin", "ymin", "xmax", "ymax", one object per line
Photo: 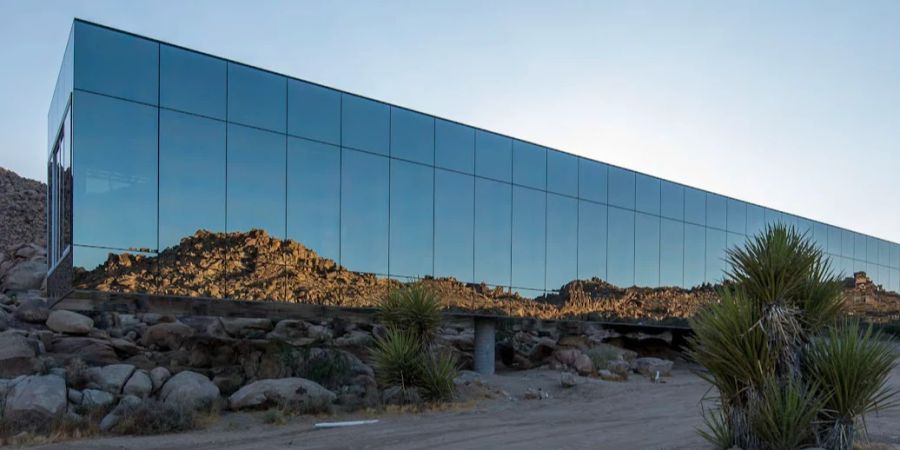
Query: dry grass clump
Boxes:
[{"xmin": 111, "ymin": 400, "xmax": 209, "ymax": 436}]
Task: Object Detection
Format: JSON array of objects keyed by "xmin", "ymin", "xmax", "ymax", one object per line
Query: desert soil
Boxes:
[{"xmin": 33, "ymin": 359, "xmax": 900, "ymax": 450}]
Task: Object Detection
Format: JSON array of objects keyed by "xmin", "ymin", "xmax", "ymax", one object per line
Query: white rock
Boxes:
[
  {"xmin": 150, "ymin": 366, "xmax": 171, "ymax": 393},
  {"xmin": 82, "ymin": 388, "xmax": 115, "ymax": 407},
  {"xmin": 160, "ymin": 370, "xmax": 219, "ymax": 408},
  {"xmin": 123, "ymin": 369, "xmax": 153, "ymax": 398},
  {"xmin": 4, "ymin": 374, "xmax": 67, "ymax": 422},
  {"xmin": 91, "ymin": 364, "xmax": 136, "ymax": 393},
  {"xmin": 229, "ymin": 378, "xmax": 335, "ymax": 410},
  {"xmin": 46, "ymin": 310, "xmax": 94, "ymax": 335}
]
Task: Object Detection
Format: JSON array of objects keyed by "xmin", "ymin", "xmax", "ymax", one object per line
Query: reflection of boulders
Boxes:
[
  {"xmin": 843, "ymin": 271, "xmax": 900, "ymax": 323},
  {"xmin": 0, "ymin": 167, "xmax": 46, "ymax": 252}
]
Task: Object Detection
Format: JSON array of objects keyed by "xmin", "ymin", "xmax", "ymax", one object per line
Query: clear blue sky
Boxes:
[{"xmin": 1, "ymin": 0, "xmax": 898, "ymax": 243}]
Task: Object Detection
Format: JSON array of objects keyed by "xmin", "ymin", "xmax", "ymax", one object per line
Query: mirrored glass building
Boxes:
[{"xmin": 47, "ymin": 20, "xmax": 900, "ymax": 325}]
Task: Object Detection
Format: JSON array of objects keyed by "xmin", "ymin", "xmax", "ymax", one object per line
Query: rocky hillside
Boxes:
[{"xmin": 0, "ymin": 167, "xmax": 46, "ymax": 252}]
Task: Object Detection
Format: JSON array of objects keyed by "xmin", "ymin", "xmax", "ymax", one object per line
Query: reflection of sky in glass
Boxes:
[
  {"xmin": 341, "ymin": 149, "xmax": 389, "ymax": 274},
  {"xmin": 73, "ymin": 91, "xmax": 157, "ymax": 251},
  {"xmin": 475, "ymin": 131, "xmax": 512, "ymax": 182},
  {"xmin": 287, "ymin": 137, "xmax": 340, "ymax": 263},
  {"xmin": 160, "ymin": 44, "xmax": 226, "ymax": 120},
  {"xmin": 434, "ymin": 169, "xmax": 474, "ymax": 282},
  {"xmin": 512, "ymin": 186, "xmax": 545, "ymax": 290},
  {"xmin": 684, "ymin": 187, "xmax": 706, "ymax": 226},
  {"xmin": 706, "ymin": 194, "xmax": 727, "ymax": 230},
  {"xmin": 746, "ymin": 204, "xmax": 765, "ymax": 237},
  {"xmin": 635, "ymin": 212, "xmax": 660, "ymax": 287},
  {"xmin": 159, "ymin": 110, "xmax": 225, "ymax": 249},
  {"xmin": 389, "ymin": 159, "xmax": 433, "ymax": 278},
  {"xmin": 512, "ymin": 141, "xmax": 546, "ymax": 190},
  {"xmin": 342, "ymin": 94, "xmax": 389, "ymax": 155},
  {"xmin": 660, "ymin": 181, "xmax": 683, "ymax": 221},
  {"xmin": 660, "ymin": 218, "xmax": 684, "ymax": 287},
  {"xmin": 684, "ymin": 223, "xmax": 706, "ymax": 288},
  {"xmin": 288, "ymin": 79, "xmax": 340, "ymax": 145},
  {"xmin": 705, "ymin": 228, "xmax": 727, "ymax": 283},
  {"xmin": 726, "ymin": 199, "xmax": 746, "ymax": 234},
  {"xmin": 578, "ymin": 159, "xmax": 607, "ymax": 204},
  {"xmin": 474, "ymin": 178, "xmax": 511, "ymax": 286},
  {"xmin": 391, "ymin": 107, "xmax": 434, "ymax": 165},
  {"xmin": 547, "ymin": 194, "xmax": 577, "ymax": 289},
  {"xmin": 578, "ymin": 201, "xmax": 607, "ymax": 281},
  {"xmin": 226, "ymin": 124, "xmax": 285, "ymax": 240},
  {"xmin": 74, "ymin": 21, "xmax": 158, "ymax": 105},
  {"xmin": 227, "ymin": 63, "xmax": 286, "ymax": 133},
  {"xmin": 607, "ymin": 206, "xmax": 635, "ymax": 287},
  {"xmin": 435, "ymin": 119, "xmax": 474, "ymax": 174},
  {"xmin": 547, "ymin": 150, "xmax": 578, "ymax": 197},
  {"xmin": 635, "ymin": 174, "xmax": 660, "ymax": 215},
  {"xmin": 608, "ymin": 167, "xmax": 635, "ymax": 210}
]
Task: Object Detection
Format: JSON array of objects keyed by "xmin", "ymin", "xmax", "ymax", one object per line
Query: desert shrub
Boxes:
[
  {"xmin": 689, "ymin": 225, "xmax": 898, "ymax": 450},
  {"xmin": 299, "ymin": 350, "xmax": 351, "ymax": 389},
  {"xmin": 65, "ymin": 358, "xmax": 92, "ymax": 390},
  {"xmin": 111, "ymin": 400, "xmax": 200, "ymax": 435},
  {"xmin": 377, "ymin": 284, "xmax": 442, "ymax": 344},
  {"xmin": 586, "ymin": 346, "xmax": 621, "ymax": 370},
  {"xmin": 418, "ymin": 351, "xmax": 459, "ymax": 402},
  {"xmin": 261, "ymin": 408, "xmax": 286, "ymax": 425},
  {"xmin": 371, "ymin": 329, "xmax": 423, "ymax": 388}
]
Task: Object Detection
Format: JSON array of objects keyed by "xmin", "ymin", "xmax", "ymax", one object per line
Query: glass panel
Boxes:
[
  {"xmin": 160, "ymin": 44, "xmax": 226, "ymax": 120},
  {"xmin": 726, "ymin": 199, "xmax": 746, "ymax": 234},
  {"xmin": 287, "ymin": 137, "xmax": 340, "ymax": 263},
  {"xmin": 797, "ymin": 218, "xmax": 813, "ymax": 237},
  {"xmin": 607, "ymin": 207, "xmax": 635, "ymax": 287},
  {"xmin": 578, "ymin": 201, "xmax": 607, "ymax": 281},
  {"xmin": 868, "ymin": 236, "xmax": 880, "ymax": 263},
  {"xmin": 746, "ymin": 204, "xmax": 765, "ymax": 238},
  {"xmin": 727, "ymin": 232, "xmax": 745, "ymax": 253},
  {"xmin": 578, "ymin": 158, "xmax": 607, "ymax": 204},
  {"xmin": 288, "ymin": 79, "xmax": 340, "ymax": 145},
  {"xmin": 391, "ymin": 107, "xmax": 434, "ymax": 165},
  {"xmin": 512, "ymin": 141, "xmax": 546, "ymax": 190},
  {"xmin": 891, "ymin": 269, "xmax": 900, "ymax": 293},
  {"xmin": 475, "ymin": 130, "xmax": 512, "ymax": 182},
  {"xmin": 608, "ymin": 167, "xmax": 635, "ymax": 210},
  {"xmin": 227, "ymin": 262, "xmax": 287, "ymax": 302},
  {"xmin": 73, "ymin": 91, "xmax": 157, "ymax": 251},
  {"xmin": 826, "ymin": 226, "xmax": 841, "ymax": 256},
  {"xmin": 159, "ymin": 110, "xmax": 226, "ymax": 250},
  {"xmin": 854, "ymin": 233, "xmax": 867, "ymax": 261},
  {"xmin": 634, "ymin": 213, "xmax": 660, "ymax": 287},
  {"xmin": 546, "ymin": 194, "xmax": 577, "ymax": 289},
  {"xmin": 511, "ymin": 186, "xmax": 545, "ymax": 290},
  {"xmin": 474, "ymin": 178, "xmax": 512, "ymax": 286},
  {"xmin": 227, "ymin": 63, "xmax": 286, "ymax": 133},
  {"xmin": 880, "ymin": 240, "xmax": 891, "ymax": 266},
  {"xmin": 74, "ymin": 21, "xmax": 158, "ymax": 105},
  {"xmin": 73, "ymin": 246, "xmax": 158, "ymax": 294},
  {"xmin": 547, "ymin": 150, "xmax": 578, "ymax": 197},
  {"xmin": 764, "ymin": 208, "xmax": 782, "ymax": 227},
  {"xmin": 341, "ymin": 148, "xmax": 389, "ymax": 274},
  {"xmin": 342, "ymin": 94, "xmax": 389, "ymax": 155},
  {"xmin": 684, "ymin": 223, "xmax": 705, "ymax": 288},
  {"xmin": 434, "ymin": 169, "xmax": 474, "ymax": 282},
  {"xmin": 813, "ymin": 222, "xmax": 828, "ymax": 252},
  {"xmin": 660, "ymin": 181, "xmax": 684, "ymax": 221},
  {"xmin": 660, "ymin": 218, "xmax": 684, "ymax": 287},
  {"xmin": 226, "ymin": 124, "xmax": 286, "ymax": 262},
  {"xmin": 635, "ymin": 174, "xmax": 660, "ymax": 215},
  {"xmin": 706, "ymin": 194, "xmax": 726, "ymax": 230},
  {"xmin": 706, "ymin": 228, "xmax": 727, "ymax": 284},
  {"xmin": 435, "ymin": 119, "xmax": 474, "ymax": 173},
  {"xmin": 841, "ymin": 229, "xmax": 854, "ymax": 258},
  {"xmin": 390, "ymin": 160, "xmax": 434, "ymax": 278},
  {"xmin": 892, "ymin": 244, "xmax": 900, "ymax": 269},
  {"xmin": 684, "ymin": 187, "xmax": 706, "ymax": 225}
]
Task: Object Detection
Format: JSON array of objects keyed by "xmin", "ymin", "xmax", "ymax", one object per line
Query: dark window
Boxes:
[
  {"xmin": 660, "ymin": 218, "xmax": 684, "ymax": 287},
  {"xmin": 608, "ymin": 167, "xmax": 635, "ymax": 210},
  {"xmin": 660, "ymin": 181, "xmax": 684, "ymax": 221},
  {"xmin": 474, "ymin": 178, "xmax": 512, "ymax": 286},
  {"xmin": 159, "ymin": 110, "xmax": 225, "ymax": 250},
  {"xmin": 578, "ymin": 201, "xmax": 607, "ymax": 281},
  {"xmin": 226, "ymin": 124, "xmax": 286, "ymax": 262},
  {"xmin": 391, "ymin": 107, "xmax": 434, "ymax": 165},
  {"xmin": 73, "ymin": 92, "xmax": 157, "ymax": 251},
  {"xmin": 227, "ymin": 63, "xmax": 286, "ymax": 133},
  {"xmin": 288, "ymin": 80, "xmax": 340, "ymax": 145},
  {"xmin": 607, "ymin": 206, "xmax": 635, "ymax": 287},
  {"xmin": 389, "ymin": 160, "xmax": 434, "ymax": 278},
  {"xmin": 578, "ymin": 158, "xmax": 608, "ymax": 204},
  {"xmin": 546, "ymin": 194, "xmax": 577, "ymax": 289},
  {"xmin": 74, "ymin": 21, "xmax": 158, "ymax": 105},
  {"xmin": 512, "ymin": 141, "xmax": 546, "ymax": 190},
  {"xmin": 287, "ymin": 137, "xmax": 340, "ymax": 263},
  {"xmin": 160, "ymin": 45, "xmax": 226, "ymax": 119},
  {"xmin": 547, "ymin": 150, "xmax": 578, "ymax": 196},
  {"xmin": 434, "ymin": 169, "xmax": 474, "ymax": 282},
  {"xmin": 634, "ymin": 213, "xmax": 660, "ymax": 287},
  {"xmin": 342, "ymin": 94, "xmax": 389, "ymax": 155},
  {"xmin": 512, "ymin": 186, "xmax": 546, "ymax": 290},
  {"xmin": 435, "ymin": 119, "xmax": 474, "ymax": 173},
  {"xmin": 475, "ymin": 131, "xmax": 512, "ymax": 182},
  {"xmin": 341, "ymin": 148, "xmax": 389, "ymax": 274}
]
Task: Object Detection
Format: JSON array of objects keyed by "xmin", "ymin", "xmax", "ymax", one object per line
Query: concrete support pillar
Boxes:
[{"xmin": 473, "ymin": 317, "xmax": 496, "ymax": 375}]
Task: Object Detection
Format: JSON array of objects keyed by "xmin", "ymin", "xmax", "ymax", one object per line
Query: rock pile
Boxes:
[{"xmin": 0, "ymin": 167, "xmax": 45, "ymax": 252}]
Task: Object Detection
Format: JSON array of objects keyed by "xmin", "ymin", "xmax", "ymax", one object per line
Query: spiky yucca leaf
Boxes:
[
  {"xmin": 377, "ymin": 284, "xmax": 443, "ymax": 344},
  {"xmin": 697, "ymin": 407, "xmax": 735, "ymax": 450},
  {"xmin": 370, "ymin": 329, "xmax": 423, "ymax": 388},
  {"xmin": 748, "ymin": 378, "xmax": 821, "ymax": 450},
  {"xmin": 418, "ymin": 351, "xmax": 459, "ymax": 402}
]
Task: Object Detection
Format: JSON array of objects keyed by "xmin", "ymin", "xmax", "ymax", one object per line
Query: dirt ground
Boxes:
[{"xmin": 34, "ymin": 361, "xmax": 900, "ymax": 450}]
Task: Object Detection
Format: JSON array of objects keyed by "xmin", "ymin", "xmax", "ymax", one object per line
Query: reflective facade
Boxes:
[{"xmin": 48, "ymin": 20, "xmax": 900, "ymax": 323}]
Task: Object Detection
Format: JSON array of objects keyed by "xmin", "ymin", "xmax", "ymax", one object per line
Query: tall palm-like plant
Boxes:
[{"xmin": 689, "ymin": 224, "xmax": 897, "ymax": 450}]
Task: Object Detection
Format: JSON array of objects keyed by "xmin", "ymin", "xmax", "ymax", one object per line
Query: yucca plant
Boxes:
[
  {"xmin": 370, "ymin": 329, "xmax": 423, "ymax": 388},
  {"xmin": 689, "ymin": 224, "xmax": 897, "ymax": 450},
  {"xmin": 418, "ymin": 351, "xmax": 460, "ymax": 402},
  {"xmin": 805, "ymin": 321, "xmax": 898, "ymax": 450},
  {"xmin": 377, "ymin": 284, "xmax": 443, "ymax": 345}
]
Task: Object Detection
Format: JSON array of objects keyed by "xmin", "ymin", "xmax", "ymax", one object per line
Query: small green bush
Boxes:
[
  {"xmin": 371, "ymin": 329, "xmax": 423, "ymax": 388},
  {"xmin": 586, "ymin": 346, "xmax": 620, "ymax": 370},
  {"xmin": 378, "ymin": 284, "xmax": 442, "ymax": 344},
  {"xmin": 418, "ymin": 351, "xmax": 459, "ymax": 402}
]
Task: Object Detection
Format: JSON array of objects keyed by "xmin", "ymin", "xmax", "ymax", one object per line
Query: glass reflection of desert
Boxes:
[{"xmin": 73, "ymin": 229, "xmax": 900, "ymax": 325}]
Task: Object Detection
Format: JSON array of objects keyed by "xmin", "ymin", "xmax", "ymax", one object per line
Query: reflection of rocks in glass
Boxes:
[
  {"xmin": 843, "ymin": 272, "xmax": 900, "ymax": 323},
  {"xmin": 72, "ymin": 229, "xmax": 900, "ymax": 324}
]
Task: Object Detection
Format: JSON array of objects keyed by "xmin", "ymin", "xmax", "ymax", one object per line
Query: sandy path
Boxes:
[{"xmin": 34, "ymin": 362, "xmax": 900, "ymax": 450}]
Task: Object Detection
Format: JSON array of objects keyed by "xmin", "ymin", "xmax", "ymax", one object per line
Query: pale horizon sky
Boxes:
[{"xmin": 1, "ymin": 0, "xmax": 898, "ymax": 243}]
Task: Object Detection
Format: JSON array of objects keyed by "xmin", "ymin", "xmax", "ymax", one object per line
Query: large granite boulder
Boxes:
[
  {"xmin": 229, "ymin": 377, "xmax": 335, "ymax": 411},
  {"xmin": 3, "ymin": 374, "xmax": 67, "ymax": 424},
  {"xmin": 142, "ymin": 322, "xmax": 194, "ymax": 350},
  {"xmin": 0, "ymin": 332, "xmax": 37, "ymax": 377},
  {"xmin": 89, "ymin": 364, "xmax": 136, "ymax": 394},
  {"xmin": 2, "ymin": 260, "xmax": 46, "ymax": 292},
  {"xmin": 159, "ymin": 370, "xmax": 220, "ymax": 408},
  {"xmin": 46, "ymin": 310, "xmax": 94, "ymax": 335}
]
